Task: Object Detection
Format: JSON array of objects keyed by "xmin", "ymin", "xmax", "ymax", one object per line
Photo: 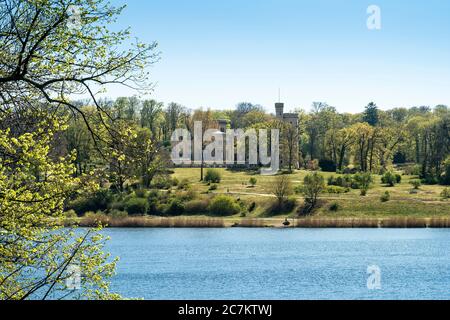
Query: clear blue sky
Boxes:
[{"xmin": 108, "ymin": 0, "xmax": 450, "ymax": 113}]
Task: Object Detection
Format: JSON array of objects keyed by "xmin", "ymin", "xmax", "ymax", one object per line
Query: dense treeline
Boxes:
[{"xmin": 59, "ymin": 98, "xmax": 450, "ymax": 189}]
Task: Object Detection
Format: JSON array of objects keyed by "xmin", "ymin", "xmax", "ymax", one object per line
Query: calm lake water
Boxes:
[{"xmin": 104, "ymin": 228, "xmax": 450, "ymax": 300}]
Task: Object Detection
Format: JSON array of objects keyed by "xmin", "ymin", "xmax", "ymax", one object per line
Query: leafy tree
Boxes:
[
  {"xmin": 305, "ymin": 102, "xmax": 337, "ymax": 160},
  {"xmin": 441, "ymin": 157, "xmax": 450, "ymax": 185},
  {"xmin": 351, "ymin": 123, "xmax": 374, "ymax": 172},
  {"xmin": 283, "ymin": 122, "xmax": 300, "ymax": 172},
  {"xmin": 163, "ymin": 103, "xmax": 186, "ymax": 141},
  {"xmin": 271, "ymin": 175, "xmax": 293, "ymax": 207},
  {"xmin": 141, "ymin": 100, "xmax": 164, "ymax": 139},
  {"xmin": 231, "ymin": 102, "xmax": 264, "ymax": 128},
  {"xmin": 302, "ymin": 172, "xmax": 325, "ymax": 213},
  {"xmin": 131, "ymin": 127, "xmax": 167, "ymax": 188},
  {"xmin": 0, "ymin": 0, "xmax": 157, "ymax": 300},
  {"xmin": 0, "ymin": 0, "xmax": 157, "ymax": 141},
  {"xmin": 0, "ymin": 120, "xmax": 119, "ymax": 300},
  {"xmin": 325, "ymin": 127, "xmax": 354, "ymax": 171},
  {"xmin": 377, "ymin": 126, "xmax": 407, "ymax": 171},
  {"xmin": 240, "ymin": 110, "xmax": 271, "ymax": 129}
]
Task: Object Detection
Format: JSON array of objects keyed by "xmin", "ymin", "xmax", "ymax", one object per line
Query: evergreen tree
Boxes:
[{"xmin": 363, "ymin": 102, "xmax": 379, "ymax": 126}]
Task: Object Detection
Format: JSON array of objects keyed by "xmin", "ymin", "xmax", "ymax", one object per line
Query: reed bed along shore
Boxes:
[
  {"xmin": 65, "ymin": 215, "xmax": 450, "ymax": 228},
  {"xmin": 295, "ymin": 217, "xmax": 450, "ymax": 228},
  {"xmin": 236, "ymin": 218, "xmax": 268, "ymax": 228},
  {"xmin": 66, "ymin": 215, "xmax": 225, "ymax": 228}
]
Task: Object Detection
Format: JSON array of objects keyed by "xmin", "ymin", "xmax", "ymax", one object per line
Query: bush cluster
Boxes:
[
  {"xmin": 327, "ymin": 174, "xmax": 361, "ymax": 190},
  {"xmin": 381, "ymin": 171, "xmax": 402, "ymax": 187},
  {"xmin": 380, "ymin": 191, "xmax": 391, "ymax": 202},
  {"xmin": 67, "ymin": 182, "xmax": 247, "ymax": 217},
  {"xmin": 208, "ymin": 195, "xmax": 241, "ymax": 216},
  {"xmin": 441, "ymin": 188, "xmax": 450, "ymax": 199},
  {"xmin": 324, "ymin": 186, "xmax": 350, "ymax": 194},
  {"xmin": 68, "ymin": 189, "xmax": 114, "ymax": 215},
  {"xmin": 204, "ymin": 169, "xmax": 222, "ymax": 184}
]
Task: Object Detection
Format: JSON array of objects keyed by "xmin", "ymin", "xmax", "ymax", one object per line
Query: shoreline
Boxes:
[{"xmin": 65, "ymin": 216, "xmax": 450, "ymax": 229}]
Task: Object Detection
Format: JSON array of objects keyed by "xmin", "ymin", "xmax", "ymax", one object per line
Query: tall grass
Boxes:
[
  {"xmin": 70, "ymin": 215, "xmax": 225, "ymax": 228},
  {"xmin": 295, "ymin": 217, "xmax": 450, "ymax": 228},
  {"xmin": 428, "ymin": 217, "xmax": 450, "ymax": 228},
  {"xmin": 238, "ymin": 218, "xmax": 267, "ymax": 228},
  {"xmin": 66, "ymin": 215, "xmax": 450, "ymax": 228},
  {"xmin": 296, "ymin": 217, "xmax": 379, "ymax": 228}
]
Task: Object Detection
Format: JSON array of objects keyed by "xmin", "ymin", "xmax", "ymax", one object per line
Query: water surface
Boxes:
[{"xmin": 104, "ymin": 228, "xmax": 450, "ymax": 300}]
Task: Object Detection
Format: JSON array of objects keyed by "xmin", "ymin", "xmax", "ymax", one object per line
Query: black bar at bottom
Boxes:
[{"xmin": 1, "ymin": 300, "xmax": 449, "ymax": 318}]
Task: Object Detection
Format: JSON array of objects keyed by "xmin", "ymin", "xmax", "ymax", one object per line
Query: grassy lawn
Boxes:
[{"xmin": 172, "ymin": 168, "xmax": 449, "ymax": 219}]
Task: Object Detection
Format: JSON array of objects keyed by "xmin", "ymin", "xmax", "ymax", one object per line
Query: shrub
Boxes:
[
  {"xmin": 177, "ymin": 178, "xmax": 191, "ymax": 190},
  {"xmin": 354, "ymin": 172, "xmax": 373, "ymax": 196},
  {"xmin": 294, "ymin": 185, "xmax": 304, "ymax": 194},
  {"xmin": 441, "ymin": 188, "xmax": 450, "ymax": 200},
  {"xmin": 110, "ymin": 201, "xmax": 126, "ymax": 212},
  {"xmin": 209, "ymin": 184, "xmax": 218, "ymax": 191},
  {"xmin": 109, "ymin": 209, "xmax": 128, "ymax": 218},
  {"xmin": 283, "ymin": 196, "xmax": 297, "ymax": 212},
  {"xmin": 319, "ymin": 159, "xmax": 337, "ymax": 172},
  {"xmin": 154, "ymin": 203, "xmax": 168, "ymax": 216},
  {"xmin": 380, "ymin": 191, "xmax": 391, "ymax": 202},
  {"xmin": 381, "ymin": 171, "xmax": 398, "ymax": 187},
  {"xmin": 185, "ymin": 199, "xmax": 210, "ymax": 215},
  {"xmin": 410, "ymin": 179, "xmax": 422, "ymax": 190},
  {"xmin": 208, "ymin": 195, "xmax": 240, "ymax": 216},
  {"xmin": 84, "ymin": 211, "xmax": 97, "ymax": 218},
  {"xmin": 125, "ymin": 197, "xmax": 149, "ymax": 215},
  {"xmin": 324, "ymin": 186, "xmax": 349, "ymax": 194},
  {"xmin": 204, "ymin": 169, "xmax": 222, "ymax": 183},
  {"xmin": 145, "ymin": 190, "xmax": 159, "ymax": 213},
  {"xmin": 165, "ymin": 199, "xmax": 185, "ymax": 216},
  {"xmin": 329, "ymin": 202, "xmax": 340, "ymax": 212},
  {"xmin": 152, "ymin": 175, "xmax": 173, "ymax": 189},
  {"xmin": 68, "ymin": 189, "xmax": 114, "ymax": 215},
  {"xmin": 171, "ymin": 177, "xmax": 179, "ymax": 187},
  {"xmin": 423, "ymin": 175, "xmax": 439, "ymax": 185},
  {"xmin": 64, "ymin": 209, "xmax": 78, "ymax": 218},
  {"xmin": 327, "ymin": 176, "xmax": 337, "ymax": 186},
  {"xmin": 249, "ymin": 177, "xmax": 257, "ymax": 187},
  {"xmin": 180, "ymin": 189, "xmax": 197, "ymax": 201},
  {"xmin": 134, "ymin": 189, "xmax": 148, "ymax": 198},
  {"xmin": 268, "ymin": 196, "xmax": 297, "ymax": 215},
  {"xmin": 403, "ymin": 164, "xmax": 421, "ymax": 176},
  {"xmin": 343, "ymin": 166, "xmax": 358, "ymax": 174},
  {"xmin": 248, "ymin": 202, "xmax": 257, "ymax": 212},
  {"xmin": 328, "ymin": 175, "xmax": 353, "ymax": 188}
]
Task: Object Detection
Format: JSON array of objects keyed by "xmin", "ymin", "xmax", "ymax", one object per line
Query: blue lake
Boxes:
[{"xmin": 104, "ymin": 228, "xmax": 450, "ymax": 300}]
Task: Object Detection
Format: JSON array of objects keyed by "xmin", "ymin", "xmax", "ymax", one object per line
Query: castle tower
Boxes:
[
  {"xmin": 275, "ymin": 103, "xmax": 284, "ymax": 119},
  {"xmin": 274, "ymin": 102, "xmax": 300, "ymax": 170}
]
